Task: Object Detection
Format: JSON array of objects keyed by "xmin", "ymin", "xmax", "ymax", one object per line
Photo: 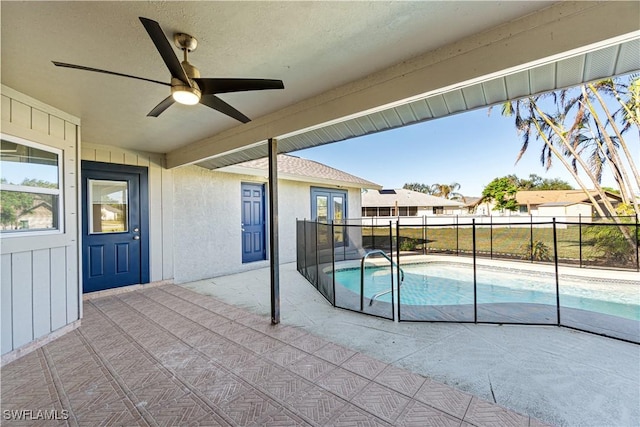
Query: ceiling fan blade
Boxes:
[
  {"xmin": 200, "ymin": 95, "xmax": 250, "ymax": 123},
  {"xmin": 139, "ymin": 17, "xmax": 191, "ymax": 86},
  {"xmin": 194, "ymin": 78, "xmax": 285, "ymax": 95},
  {"xmin": 147, "ymin": 96, "xmax": 175, "ymax": 117},
  {"xmin": 52, "ymin": 61, "xmax": 170, "ymax": 86}
]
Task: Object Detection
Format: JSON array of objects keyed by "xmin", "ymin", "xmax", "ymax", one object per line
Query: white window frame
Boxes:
[{"xmin": 0, "ymin": 133, "xmax": 64, "ymax": 237}]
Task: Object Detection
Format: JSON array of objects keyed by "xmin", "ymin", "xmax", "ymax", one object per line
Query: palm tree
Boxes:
[
  {"xmin": 498, "ymin": 75, "xmax": 639, "ymax": 251},
  {"xmin": 430, "ymin": 182, "xmax": 464, "ymax": 201},
  {"xmin": 500, "ymin": 77, "xmax": 639, "ymax": 217}
]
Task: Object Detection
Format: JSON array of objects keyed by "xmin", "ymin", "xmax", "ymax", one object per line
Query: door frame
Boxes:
[
  {"xmin": 81, "ymin": 161, "xmax": 150, "ymax": 290},
  {"xmin": 241, "ymin": 181, "xmax": 267, "ymax": 263}
]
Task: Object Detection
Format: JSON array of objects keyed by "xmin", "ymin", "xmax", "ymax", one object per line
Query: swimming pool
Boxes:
[{"xmin": 334, "ymin": 262, "xmax": 640, "ymax": 321}]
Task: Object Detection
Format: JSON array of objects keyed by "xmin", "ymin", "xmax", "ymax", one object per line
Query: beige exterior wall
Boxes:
[
  {"xmin": 171, "ymin": 165, "xmax": 362, "ymax": 283},
  {"xmin": 1, "ymin": 86, "xmax": 81, "ymax": 357}
]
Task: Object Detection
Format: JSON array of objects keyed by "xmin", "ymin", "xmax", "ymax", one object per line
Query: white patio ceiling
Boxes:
[
  {"xmin": 2, "ymin": 1, "xmax": 638, "ymax": 170},
  {"xmin": 197, "ymin": 36, "xmax": 640, "ymax": 170}
]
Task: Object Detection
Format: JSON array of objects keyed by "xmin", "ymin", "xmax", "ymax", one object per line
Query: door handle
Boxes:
[{"xmin": 133, "ymin": 235, "xmax": 140, "ymax": 240}]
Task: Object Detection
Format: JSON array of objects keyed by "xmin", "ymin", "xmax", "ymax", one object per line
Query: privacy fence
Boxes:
[{"xmin": 296, "ymin": 216, "xmax": 640, "ymax": 343}]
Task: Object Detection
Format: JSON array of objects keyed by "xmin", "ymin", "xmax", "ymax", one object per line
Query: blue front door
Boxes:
[
  {"xmin": 241, "ymin": 183, "xmax": 266, "ymax": 263},
  {"xmin": 81, "ymin": 162, "xmax": 149, "ymax": 293}
]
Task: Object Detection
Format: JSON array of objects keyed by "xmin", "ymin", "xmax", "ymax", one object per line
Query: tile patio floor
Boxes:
[{"xmin": 1, "ymin": 284, "xmax": 545, "ymax": 426}]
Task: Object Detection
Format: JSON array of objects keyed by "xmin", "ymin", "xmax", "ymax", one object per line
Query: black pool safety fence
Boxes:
[{"xmin": 296, "ymin": 217, "xmax": 640, "ymax": 344}]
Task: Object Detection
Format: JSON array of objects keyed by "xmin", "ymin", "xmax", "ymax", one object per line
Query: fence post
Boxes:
[
  {"xmin": 422, "ymin": 215, "xmax": 426, "ymax": 255},
  {"xmin": 372, "ymin": 217, "xmax": 376, "ymax": 249},
  {"xmin": 490, "ymin": 215, "xmax": 493, "ymax": 259},
  {"xmin": 553, "ymin": 218, "xmax": 561, "ymax": 326},
  {"xmin": 315, "ymin": 220, "xmax": 320, "ymax": 290},
  {"xmin": 425, "ymin": 215, "xmax": 428, "ymax": 255},
  {"xmin": 530, "ymin": 214, "xmax": 534, "ymax": 263},
  {"xmin": 343, "ymin": 221, "xmax": 347, "ymax": 261},
  {"xmin": 303, "ymin": 220, "xmax": 308, "ymax": 273},
  {"xmin": 331, "ymin": 220, "xmax": 336, "ymax": 307},
  {"xmin": 636, "ymin": 214, "xmax": 639, "ymax": 273},
  {"xmin": 473, "ymin": 219, "xmax": 477, "ymax": 323},
  {"xmin": 395, "ymin": 220, "xmax": 400, "ymax": 322},
  {"xmin": 578, "ymin": 214, "xmax": 583, "ymax": 268},
  {"xmin": 456, "ymin": 214, "xmax": 459, "ymax": 255}
]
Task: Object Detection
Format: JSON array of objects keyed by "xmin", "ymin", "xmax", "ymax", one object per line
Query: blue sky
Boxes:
[{"xmin": 294, "ymin": 106, "xmax": 628, "ymax": 197}]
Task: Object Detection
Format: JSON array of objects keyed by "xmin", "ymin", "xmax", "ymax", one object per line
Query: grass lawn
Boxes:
[{"xmin": 362, "ymin": 224, "xmax": 636, "ymax": 267}]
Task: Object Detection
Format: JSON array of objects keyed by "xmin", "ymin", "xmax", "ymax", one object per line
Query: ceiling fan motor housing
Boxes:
[{"xmin": 171, "ymin": 77, "xmax": 201, "ymax": 104}]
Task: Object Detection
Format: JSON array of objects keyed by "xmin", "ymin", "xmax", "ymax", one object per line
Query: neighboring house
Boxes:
[
  {"xmin": 101, "ymin": 205, "xmax": 123, "ymax": 221},
  {"xmin": 470, "ymin": 190, "xmax": 623, "ymax": 217},
  {"xmin": 14, "ymin": 201, "xmax": 54, "ymax": 230},
  {"xmin": 362, "ymin": 188, "xmax": 465, "ymax": 217}
]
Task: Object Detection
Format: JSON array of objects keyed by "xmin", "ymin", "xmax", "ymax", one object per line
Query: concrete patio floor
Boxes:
[
  {"xmin": 183, "ymin": 263, "xmax": 640, "ymax": 427},
  {"xmin": 3, "ymin": 275, "xmax": 546, "ymax": 427},
  {"xmin": 0, "ymin": 263, "xmax": 637, "ymax": 426}
]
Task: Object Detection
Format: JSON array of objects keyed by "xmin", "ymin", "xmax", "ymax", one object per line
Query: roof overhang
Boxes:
[
  {"xmin": 173, "ymin": 2, "xmax": 640, "ymax": 170},
  {"xmin": 219, "ymin": 163, "xmax": 382, "ymax": 190}
]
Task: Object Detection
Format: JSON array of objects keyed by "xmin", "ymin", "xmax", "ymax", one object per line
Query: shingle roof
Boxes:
[
  {"xmin": 362, "ymin": 189, "xmax": 465, "ymax": 207},
  {"xmin": 516, "ymin": 190, "xmax": 622, "ymax": 205},
  {"xmin": 221, "ymin": 154, "xmax": 380, "ymax": 189}
]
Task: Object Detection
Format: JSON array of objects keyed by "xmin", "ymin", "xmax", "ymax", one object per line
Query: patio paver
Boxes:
[{"xmin": 1, "ymin": 284, "xmax": 547, "ymax": 426}]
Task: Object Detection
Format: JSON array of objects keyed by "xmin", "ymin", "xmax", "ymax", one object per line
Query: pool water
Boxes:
[{"xmin": 334, "ymin": 263, "xmax": 640, "ymax": 321}]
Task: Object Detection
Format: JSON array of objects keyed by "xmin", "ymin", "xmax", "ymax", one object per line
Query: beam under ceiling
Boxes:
[{"xmin": 167, "ymin": 1, "xmax": 640, "ymax": 170}]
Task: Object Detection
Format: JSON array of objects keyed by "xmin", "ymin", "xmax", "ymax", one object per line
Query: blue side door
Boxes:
[
  {"xmin": 241, "ymin": 183, "xmax": 266, "ymax": 263},
  {"xmin": 81, "ymin": 162, "xmax": 149, "ymax": 293}
]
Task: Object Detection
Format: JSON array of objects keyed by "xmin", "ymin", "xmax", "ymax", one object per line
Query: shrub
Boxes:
[
  {"xmin": 521, "ymin": 240, "xmax": 552, "ymax": 261},
  {"xmin": 584, "ymin": 223, "xmax": 638, "ymax": 266},
  {"xmin": 399, "ymin": 238, "xmax": 419, "ymax": 251}
]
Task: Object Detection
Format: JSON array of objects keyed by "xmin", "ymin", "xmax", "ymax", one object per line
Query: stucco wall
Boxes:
[{"xmin": 172, "ymin": 165, "xmax": 361, "ymax": 283}]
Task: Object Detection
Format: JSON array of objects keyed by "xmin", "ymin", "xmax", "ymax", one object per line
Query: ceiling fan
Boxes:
[{"xmin": 52, "ymin": 17, "xmax": 284, "ymax": 123}]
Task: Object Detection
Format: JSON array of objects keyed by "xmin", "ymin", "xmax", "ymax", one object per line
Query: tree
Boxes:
[
  {"xmin": 429, "ymin": 182, "xmax": 464, "ymax": 201},
  {"xmin": 513, "ymin": 174, "xmax": 573, "ymax": 190},
  {"xmin": 481, "ymin": 177, "xmax": 518, "ymax": 211},
  {"xmin": 496, "ymin": 74, "xmax": 640, "ymax": 252},
  {"xmin": 402, "ymin": 182, "xmax": 434, "ymax": 194},
  {"xmin": 0, "ymin": 190, "xmax": 34, "ymax": 229},
  {"xmin": 0, "ymin": 178, "xmax": 56, "ymax": 229},
  {"xmin": 497, "ymin": 75, "xmax": 639, "ymax": 218}
]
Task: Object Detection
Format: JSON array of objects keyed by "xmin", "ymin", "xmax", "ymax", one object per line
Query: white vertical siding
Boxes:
[
  {"xmin": 10, "ymin": 252, "xmax": 33, "ymax": 349},
  {"xmin": 32, "ymin": 249, "xmax": 52, "ymax": 339},
  {"xmin": 0, "ymin": 85, "xmax": 80, "ymax": 357},
  {"xmin": 80, "ymin": 143, "xmax": 170, "ymax": 282},
  {"xmin": 1, "ymin": 255, "xmax": 13, "ymax": 354},
  {"xmin": 50, "ymin": 247, "xmax": 68, "ymax": 330}
]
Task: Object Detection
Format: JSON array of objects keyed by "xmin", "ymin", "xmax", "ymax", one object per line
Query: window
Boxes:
[
  {"xmin": 88, "ymin": 180, "xmax": 129, "ymax": 233},
  {"xmin": 378, "ymin": 207, "xmax": 391, "ymax": 217},
  {"xmin": 519, "ymin": 205, "xmax": 529, "ymax": 213},
  {"xmin": 363, "ymin": 207, "xmax": 377, "ymax": 217},
  {"xmin": 433, "ymin": 206, "xmax": 444, "ymax": 215},
  {"xmin": 1, "ymin": 135, "xmax": 62, "ymax": 234}
]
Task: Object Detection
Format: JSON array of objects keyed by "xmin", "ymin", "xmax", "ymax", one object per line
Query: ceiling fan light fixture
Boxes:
[{"xmin": 171, "ymin": 84, "xmax": 201, "ymax": 105}]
